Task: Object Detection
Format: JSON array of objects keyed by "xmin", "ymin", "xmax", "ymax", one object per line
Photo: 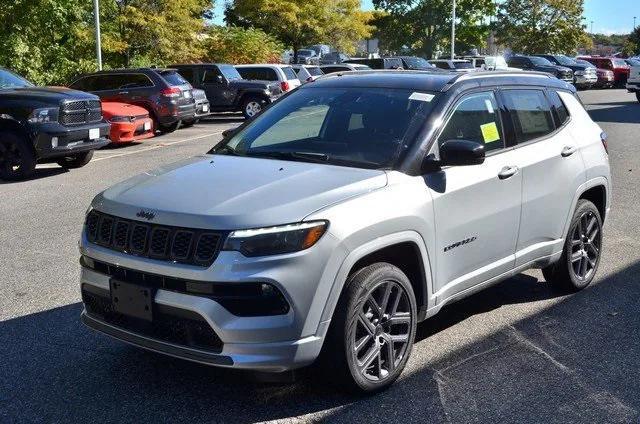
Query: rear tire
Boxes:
[
  {"xmin": 320, "ymin": 263, "xmax": 417, "ymax": 393},
  {"xmin": 159, "ymin": 121, "xmax": 180, "ymax": 133},
  {"xmin": 0, "ymin": 130, "xmax": 36, "ymax": 180},
  {"xmin": 542, "ymin": 200, "xmax": 603, "ymax": 291},
  {"xmin": 56, "ymin": 150, "xmax": 94, "ymax": 169},
  {"xmin": 241, "ymin": 96, "xmax": 265, "ymax": 119}
]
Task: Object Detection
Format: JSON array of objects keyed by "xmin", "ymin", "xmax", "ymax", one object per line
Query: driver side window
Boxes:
[{"xmin": 438, "ymin": 92, "xmax": 505, "ymax": 153}]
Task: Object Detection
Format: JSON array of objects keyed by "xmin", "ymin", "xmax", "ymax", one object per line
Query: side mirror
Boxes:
[{"xmin": 440, "ymin": 140, "xmax": 485, "ymax": 166}]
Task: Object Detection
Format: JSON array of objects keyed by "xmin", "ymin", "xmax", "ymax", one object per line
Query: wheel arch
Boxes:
[
  {"xmin": 0, "ymin": 118, "xmax": 34, "ymax": 154},
  {"xmin": 562, "ymin": 177, "xmax": 609, "ymax": 241},
  {"xmin": 238, "ymin": 91, "xmax": 269, "ymax": 106},
  {"xmin": 320, "ymin": 231, "xmax": 434, "ymax": 326}
]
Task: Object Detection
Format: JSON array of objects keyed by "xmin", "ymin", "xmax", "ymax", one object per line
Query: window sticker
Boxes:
[
  {"xmin": 485, "ymin": 99, "xmax": 495, "ymax": 114},
  {"xmin": 480, "ymin": 122, "xmax": 500, "ymax": 143},
  {"xmin": 409, "ymin": 92, "xmax": 435, "ymax": 102}
]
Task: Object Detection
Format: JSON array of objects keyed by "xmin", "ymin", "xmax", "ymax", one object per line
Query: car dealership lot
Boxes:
[{"xmin": 1, "ymin": 90, "xmax": 639, "ymax": 422}]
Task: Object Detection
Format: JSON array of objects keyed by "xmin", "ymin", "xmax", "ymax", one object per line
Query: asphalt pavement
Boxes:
[{"xmin": 1, "ymin": 90, "xmax": 639, "ymax": 423}]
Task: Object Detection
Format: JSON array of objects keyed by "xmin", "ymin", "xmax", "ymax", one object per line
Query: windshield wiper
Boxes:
[
  {"xmin": 249, "ymin": 151, "xmax": 330, "ymax": 164},
  {"xmin": 211, "ymin": 145, "xmax": 243, "ymax": 156}
]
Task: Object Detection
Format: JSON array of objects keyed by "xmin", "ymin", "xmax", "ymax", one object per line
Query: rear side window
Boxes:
[
  {"xmin": 203, "ymin": 68, "xmax": 222, "ymax": 83},
  {"xmin": 177, "ymin": 68, "xmax": 195, "ymax": 84},
  {"xmin": 438, "ymin": 91, "xmax": 504, "ymax": 152},
  {"xmin": 70, "ymin": 76, "xmax": 97, "ymax": 91},
  {"xmin": 159, "ymin": 71, "xmax": 189, "ymax": 86},
  {"xmin": 281, "ymin": 67, "xmax": 298, "ymax": 80},
  {"xmin": 547, "ymin": 90, "xmax": 570, "ymax": 127},
  {"xmin": 237, "ymin": 68, "xmax": 278, "ymax": 81},
  {"xmin": 322, "ymin": 66, "xmax": 346, "ymax": 73},
  {"xmin": 118, "ymin": 73, "xmax": 154, "ymax": 89},
  {"xmin": 502, "ymin": 89, "xmax": 555, "ymax": 143}
]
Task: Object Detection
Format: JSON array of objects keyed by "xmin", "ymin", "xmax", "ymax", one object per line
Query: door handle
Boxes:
[
  {"xmin": 498, "ymin": 166, "xmax": 519, "ymax": 180},
  {"xmin": 118, "ymin": 91, "xmax": 129, "ymax": 95},
  {"xmin": 561, "ymin": 145, "xmax": 577, "ymax": 157}
]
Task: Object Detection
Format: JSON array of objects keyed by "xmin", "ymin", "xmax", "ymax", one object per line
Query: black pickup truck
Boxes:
[
  {"xmin": 170, "ymin": 63, "xmax": 282, "ymax": 119},
  {"xmin": 0, "ymin": 68, "xmax": 109, "ymax": 180}
]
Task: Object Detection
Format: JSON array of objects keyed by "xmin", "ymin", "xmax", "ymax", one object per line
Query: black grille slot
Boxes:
[
  {"xmin": 60, "ymin": 100, "xmax": 102, "ymax": 126},
  {"xmin": 130, "ymin": 224, "xmax": 149, "ymax": 254},
  {"xmin": 86, "ymin": 212, "xmax": 100, "ymax": 242},
  {"xmin": 113, "ymin": 221, "xmax": 130, "ymax": 250},
  {"xmin": 84, "ymin": 211, "xmax": 224, "ymax": 266},
  {"xmin": 149, "ymin": 228, "xmax": 170, "ymax": 257},
  {"xmin": 194, "ymin": 233, "xmax": 221, "ymax": 264},
  {"xmin": 98, "ymin": 216, "xmax": 114, "ymax": 245},
  {"xmin": 171, "ymin": 231, "xmax": 193, "ymax": 260}
]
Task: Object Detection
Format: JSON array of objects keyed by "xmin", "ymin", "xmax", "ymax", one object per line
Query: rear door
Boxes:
[
  {"xmin": 115, "ymin": 73, "xmax": 156, "ymax": 106},
  {"xmin": 429, "ymin": 90, "xmax": 522, "ymax": 300},
  {"xmin": 500, "ymin": 88, "xmax": 586, "ymax": 266}
]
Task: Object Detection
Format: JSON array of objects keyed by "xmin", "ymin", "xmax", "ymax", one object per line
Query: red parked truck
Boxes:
[{"xmin": 576, "ymin": 56, "xmax": 630, "ymax": 87}]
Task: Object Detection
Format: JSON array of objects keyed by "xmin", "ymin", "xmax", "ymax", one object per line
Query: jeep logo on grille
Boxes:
[{"xmin": 136, "ymin": 210, "xmax": 156, "ymax": 220}]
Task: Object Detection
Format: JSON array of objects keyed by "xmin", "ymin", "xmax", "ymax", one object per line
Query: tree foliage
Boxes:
[
  {"xmin": 225, "ymin": 0, "xmax": 376, "ymax": 57},
  {"xmin": 373, "ymin": 0, "xmax": 495, "ymax": 58},
  {"xmin": 202, "ymin": 26, "xmax": 284, "ymax": 64},
  {"xmin": 495, "ymin": 0, "xmax": 590, "ymax": 54}
]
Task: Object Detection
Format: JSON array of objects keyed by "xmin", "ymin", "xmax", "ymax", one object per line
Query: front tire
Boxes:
[
  {"xmin": 543, "ymin": 200, "xmax": 603, "ymax": 291},
  {"xmin": 241, "ymin": 96, "xmax": 265, "ymax": 119},
  {"xmin": 56, "ymin": 150, "xmax": 94, "ymax": 169},
  {"xmin": 322, "ymin": 263, "xmax": 417, "ymax": 393},
  {"xmin": 0, "ymin": 130, "xmax": 36, "ymax": 180}
]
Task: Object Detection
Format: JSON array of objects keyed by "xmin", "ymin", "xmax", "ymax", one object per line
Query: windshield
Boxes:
[
  {"xmin": 219, "ymin": 65, "xmax": 242, "ymax": 80},
  {"xmin": 554, "ymin": 55, "xmax": 576, "ymax": 66},
  {"xmin": 0, "ymin": 69, "xmax": 33, "ymax": 89},
  {"xmin": 627, "ymin": 59, "xmax": 640, "ymax": 66},
  {"xmin": 613, "ymin": 59, "xmax": 628, "ymax": 67},
  {"xmin": 307, "ymin": 67, "xmax": 323, "ymax": 76},
  {"xmin": 485, "ymin": 56, "xmax": 508, "ymax": 69},
  {"xmin": 575, "ymin": 59, "xmax": 595, "ymax": 68},
  {"xmin": 298, "ymin": 50, "xmax": 314, "ymax": 57},
  {"xmin": 402, "ymin": 57, "xmax": 433, "ymax": 69},
  {"xmin": 453, "ymin": 61, "xmax": 473, "ymax": 69},
  {"xmin": 210, "ymin": 87, "xmax": 438, "ymax": 169},
  {"xmin": 529, "ymin": 56, "xmax": 553, "ymax": 66}
]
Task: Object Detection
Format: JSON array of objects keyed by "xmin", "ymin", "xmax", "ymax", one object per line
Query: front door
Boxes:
[
  {"xmin": 201, "ymin": 67, "xmax": 234, "ymax": 107},
  {"xmin": 428, "ymin": 91, "xmax": 522, "ymax": 300}
]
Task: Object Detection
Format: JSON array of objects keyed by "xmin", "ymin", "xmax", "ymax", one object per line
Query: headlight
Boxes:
[
  {"xmin": 223, "ymin": 221, "xmax": 328, "ymax": 257},
  {"xmin": 110, "ymin": 116, "xmax": 132, "ymax": 123},
  {"xmin": 27, "ymin": 107, "xmax": 58, "ymax": 124}
]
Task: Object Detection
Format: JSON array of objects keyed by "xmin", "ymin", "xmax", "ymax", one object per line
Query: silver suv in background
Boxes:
[{"xmin": 79, "ymin": 70, "xmax": 611, "ymax": 393}]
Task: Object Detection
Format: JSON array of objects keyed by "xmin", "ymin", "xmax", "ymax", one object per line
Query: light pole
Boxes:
[
  {"xmin": 451, "ymin": 0, "xmax": 456, "ymax": 59},
  {"xmin": 634, "ymin": 16, "xmax": 637, "ymax": 30},
  {"xmin": 590, "ymin": 20, "xmax": 594, "ymax": 34},
  {"xmin": 93, "ymin": 0, "xmax": 102, "ymax": 70}
]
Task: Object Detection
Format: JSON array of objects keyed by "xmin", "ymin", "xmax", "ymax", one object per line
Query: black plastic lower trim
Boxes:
[{"xmin": 81, "ymin": 312, "xmax": 233, "ymax": 366}]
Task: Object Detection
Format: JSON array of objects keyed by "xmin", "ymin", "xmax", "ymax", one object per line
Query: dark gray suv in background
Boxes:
[{"xmin": 69, "ymin": 68, "xmax": 196, "ymax": 133}]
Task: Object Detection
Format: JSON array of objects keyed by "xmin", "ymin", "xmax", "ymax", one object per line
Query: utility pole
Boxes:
[
  {"xmin": 590, "ymin": 20, "xmax": 594, "ymax": 34},
  {"xmin": 451, "ymin": 0, "xmax": 456, "ymax": 59},
  {"xmin": 93, "ymin": 0, "xmax": 102, "ymax": 70},
  {"xmin": 634, "ymin": 16, "xmax": 637, "ymax": 30}
]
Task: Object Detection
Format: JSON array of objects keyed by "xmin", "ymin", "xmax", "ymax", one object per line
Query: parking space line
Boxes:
[{"xmin": 92, "ymin": 131, "xmax": 224, "ymax": 162}]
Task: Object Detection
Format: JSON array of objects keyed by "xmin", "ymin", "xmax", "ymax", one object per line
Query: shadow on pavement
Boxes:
[
  {"xmin": 588, "ymin": 104, "xmax": 640, "ymax": 124},
  {"xmin": 0, "ymin": 166, "xmax": 68, "ymax": 184},
  {"xmin": 1, "ymin": 263, "xmax": 639, "ymax": 423}
]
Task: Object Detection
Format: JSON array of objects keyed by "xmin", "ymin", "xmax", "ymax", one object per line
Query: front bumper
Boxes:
[
  {"xmin": 109, "ymin": 118, "xmax": 154, "ymax": 143},
  {"xmin": 32, "ymin": 121, "xmax": 110, "ymax": 160},
  {"xmin": 194, "ymin": 100, "xmax": 211, "ymax": 118},
  {"xmin": 79, "ymin": 229, "xmax": 344, "ymax": 372},
  {"xmin": 574, "ymin": 74, "xmax": 597, "ymax": 86}
]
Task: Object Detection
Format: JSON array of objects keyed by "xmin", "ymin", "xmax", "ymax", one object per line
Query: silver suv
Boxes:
[{"xmin": 79, "ymin": 70, "xmax": 611, "ymax": 392}]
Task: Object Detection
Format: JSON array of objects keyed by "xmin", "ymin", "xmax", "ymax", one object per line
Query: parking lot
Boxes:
[{"xmin": 1, "ymin": 89, "xmax": 639, "ymax": 423}]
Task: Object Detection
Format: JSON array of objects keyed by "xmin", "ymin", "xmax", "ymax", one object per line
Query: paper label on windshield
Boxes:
[
  {"xmin": 480, "ymin": 122, "xmax": 500, "ymax": 143},
  {"xmin": 409, "ymin": 92, "xmax": 435, "ymax": 102}
]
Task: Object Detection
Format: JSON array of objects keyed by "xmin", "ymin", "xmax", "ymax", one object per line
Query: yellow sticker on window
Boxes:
[{"xmin": 480, "ymin": 122, "xmax": 500, "ymax": 143}]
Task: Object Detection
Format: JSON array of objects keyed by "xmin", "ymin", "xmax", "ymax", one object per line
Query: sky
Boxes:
[{"xmin": 211, "ymin": 0, "xmax": 639, "ymax": 35}]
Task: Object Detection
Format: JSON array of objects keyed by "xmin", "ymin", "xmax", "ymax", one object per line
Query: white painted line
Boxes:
[{"xmin": 92, "ymin": 132, "xmax": 224, "ymax": 162}]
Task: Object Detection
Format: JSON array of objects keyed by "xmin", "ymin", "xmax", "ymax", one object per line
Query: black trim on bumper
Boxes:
[
  {"xmin": 81, "ymin": 312, "xmax": 234, "ymax": 366},
  {"xmin": 32, "ymin": 121, "xmax": 110, "ymax": 159}
]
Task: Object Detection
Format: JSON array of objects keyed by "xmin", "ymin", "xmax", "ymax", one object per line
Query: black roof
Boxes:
[{"xmin": 305, "ymin": 70, "xmax": 575, "ymax": 92}]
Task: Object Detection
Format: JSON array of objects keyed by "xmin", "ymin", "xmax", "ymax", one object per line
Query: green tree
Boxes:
[
  {"xmin": 495, "ymin": 0, "xmax": 590, "ymax": 54},
  {"xmin": 373, "ymin": 0, "xmax": 495, "ymax": 58},
  {"xmin": 202, "ymin": 26, "xmax": 284, "ymax": 63},
  {"xmin": 225, "ymin": 0, "xmax": 376, "ymax": 60}
]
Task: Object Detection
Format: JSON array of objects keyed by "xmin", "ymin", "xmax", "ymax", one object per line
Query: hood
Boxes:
[
  {"xmin": 0, "ymin": 86, "xmax": 97, "ymax": 105},
  {"xmin": 101, "ymin": 102, "xmax": 148, "ymax": 118},
  {"xmin": 94, "ymin": 154, "xmax": 388, "ymax": 230}
]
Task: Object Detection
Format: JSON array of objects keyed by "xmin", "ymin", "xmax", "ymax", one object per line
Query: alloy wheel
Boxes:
[
  {"xmin": 245, "ymin": 101, "xmax": 261, "ymax": 117},
  {"xmin": 570, "ymin": 210, "xmax": 602, "ymax": 281},
  {"xmin": 351, "ymin": 280, "xmax": 413, "ymax": 382}
]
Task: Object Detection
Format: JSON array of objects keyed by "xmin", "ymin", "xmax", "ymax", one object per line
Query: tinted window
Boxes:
[
  {"xmin": 547, "ymin": 90, "xmax": 570, "ymax": 126},
  {"xmin": 282, "ymin": 67, "xmax": 298, "ymax": 80},
  {"xmin": 177, "ymin": 68, "xmax": 195, "ymax": 84},
  {"xmin": 307, "ymin": 67, "xmax": 323, "ymax": 76},
  {"xmin": 432, "ymin": 62, "xmax": 452, "ymax": 70},
  {"xmin": 453, "ymin": 61, "xmax": 473, "ymax": 69},
  {"xmin": 203, "ymin": 68, "xmax": 222, "ymax": 83},
  {"xmin": 117, "ymin": 73, "xmax": 154, "ymax": 89},
  {"xmin": 322, "ymin": 66, "xmax": 346, "ymax": 73},
  {"xmin": 613, "ymin": 59, "xmax": 627, "ymax": 67},
  {"xmin": 97, "ymin": 74, "xmax": 127, "ymax": 90},
  {"xmin": 237, "ymin": 68, "xmax": 278, "ymax": 81},
  {"xmin": 159, "ymin": 71, "xmax": 188, "ymax": 86},
  {"xmin": 69, "ymin": 75, "xmax": 97, "ymax": 91},
  {"xmin": 529, "ymin": 56, "xmax": 553, "ymax": 66},
  {"xmin": 213, "ymin": 87, "xmax": 438, "ymax": 169},
  {"xmin": 438, "ymin": 92, "xmax": 504, "ymax": 152},
  {"xmin": 219, "ymin": 65, "xmax": 242, "ymax": 80},
  {"xmin": 502, "ymin": 90, "xmax": 555, "ymax": 143}
]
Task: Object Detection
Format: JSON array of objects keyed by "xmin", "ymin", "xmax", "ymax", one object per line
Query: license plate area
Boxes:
[
  {"xmin": 143, "ymin": 121, "xmax": 151, "ymax": 131},
  {"xmin": 89, "ymin": 128, "xmax": 100, "ymax": 140},
  {"xmin": 110, "ymin": 280, "xmax": 155, "ymax": 321}
]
